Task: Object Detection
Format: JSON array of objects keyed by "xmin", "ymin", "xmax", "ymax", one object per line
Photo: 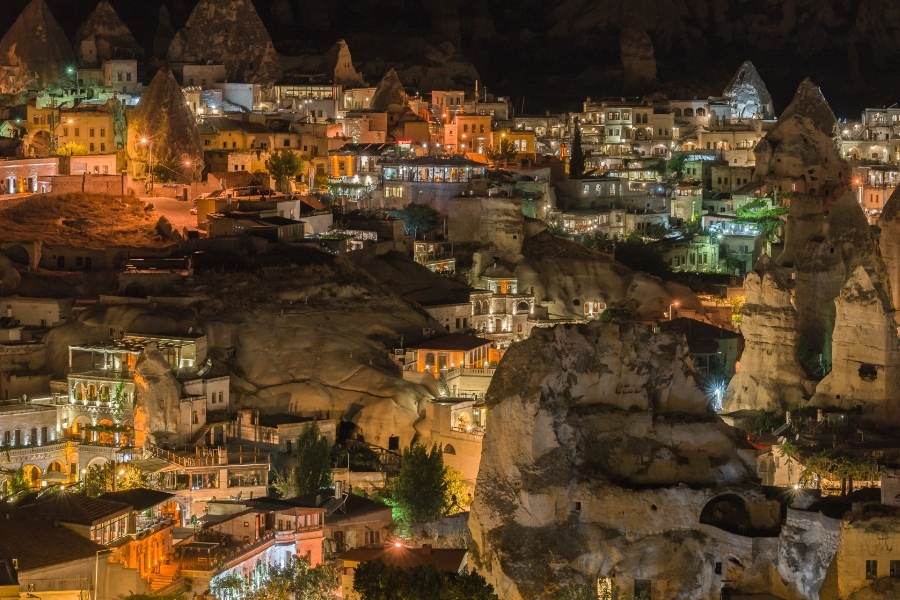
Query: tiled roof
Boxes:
[
  {"xmin": 0, "ymin": 513, "xmax": 103, "ymax": 571},
  {"xmin": 21, "ymin": 492, "xmax": 130, "ymax": 525},
  {"xmin": 98, "ymin": 488, "xmax": 175, "ymax": 512},
  {"xmin": 411, "ymin": 333, "xmax": 491, "ymax": 352}
]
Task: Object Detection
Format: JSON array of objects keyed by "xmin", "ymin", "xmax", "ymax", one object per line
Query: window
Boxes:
[
  {"xmin": 63, "ymin": 127, "xmax": 68, "ymax": 136},
  {"xmin": 89, "ymin": 143, "xmax": 95, "ymax": 152},
  {"xmin": 74, "ymin": 128, "xmax": 80, "ymax": 137},
  {"xmin": 117, "ymin": 72, "xmax": 123, "ymax": 82},
  {"xmin": 40, "ymin": 426, "xmax": 47, "ymax": 445},
  {"xmin": 126, "ymin": 72, "xmax": 132, "ymax": 82},
  {"xmin": 867, "ymin": 560, "xmax": 878, "ymax": 580},
  {"xmin": 100, "ymin": 143, "xmax": 106, "ymax": 152},
  {"xmin": 283, "ymin": 138, "xmax": 290, "ymax": 147},
  {"xmin": 714, "ymin": 562, "xmax": 722, "ymax": 575},
  {"xmin": 634, "ymin": 580, "xmax": 652, "ymax": 597},
  {"xmin": 100, "ymin": 128, "xmax": 105, "ymax": 137},
  {"xmin": 890, "ymin": 560, "xmax": 900, "ymax": 577},
  {"xmin": 89, "ymin": 128, "xmax": 95, "ymax": 137}
]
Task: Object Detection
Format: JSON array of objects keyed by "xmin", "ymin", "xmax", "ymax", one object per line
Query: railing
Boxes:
[
  {"xmin": 444, "ymin": 367, "xmax": 496, "ymax": 379},
  {"xmin": 147, "ymin": 442, "xmax": 225, "ymax": 467},
  {"xmin": 450, "ymin": 425, "xmax": 486, "ymax": 437},
  {"xmin": 179, "ymin": 531, "xmax": 278, "ymax": 573},
  {"xmin": 21, "ymin": 577, "xmax": 91, "ymax": 592}
]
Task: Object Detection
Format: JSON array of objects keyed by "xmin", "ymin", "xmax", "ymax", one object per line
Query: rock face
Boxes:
[
  {"xmin": 133, "ymin": 344, "xmax": 182, "ymax": 447},
  {"xmin": 167, "ymin": 0, "xmax": 282, "ymax": 83},
  {"xmin": 127, "ymin": 68, "xmax": 204, "ymax": 181},
  {"xmin": 723, "ymin": 60, "xmax": 774, "ymax": 119},
  {"xmin": 469, "ymin": 321, "xmax": 772, "ymax": 599},
  {"xmin": 754, "ymin": 78, "xmax": 847, "ymax": 199},
  {"xmin": 75, "ymin": 0, "xmax": 142, "ymax": 66},
  {"xmin": 619, "ymin": 26, "xmax": 656, "ymax": 92},
  {"xmin": 723, "ymin": 264, "xmax": 808, "ymax": 413},
  {"xmin": 726, "ymin": 79, "xmax": 900, "ymax": 423},
  {"xmin": 0, "ymin": 0, "xmax": 74, "ymax": 93},
  {"xmin": 878, "ymin": 187, "xmax": 900, "ymax": 316},
  {"xmin": 370, "ymin": 68, "xmax": 408, "ymax": 112},
  {"xmin": 323, "ymin": 39, "xmax": 366, "ymax": 88}
]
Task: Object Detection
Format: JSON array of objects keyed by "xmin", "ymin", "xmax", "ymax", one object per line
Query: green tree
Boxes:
[
  {"xmin": 275, "ymin": 423, "xmax": 333, "ymax": 498},
  {"xmin": 353, "ymin": 563, "xmax": 497, "ymax": 600},
  {"xmin": 265, "ymin": 150, "xmax": 303, "ymax": 194},
  {"xmin": 82, "ymin": 462, "xmax": 147, "ymax": 497},
  {"xmin": 613, "ymin": 235, "xmax": 670, "ymax": 278},
  {"xmin": 388, "ymin": 203, "xmax": 441, "ymax": 238},
  {"xmin": 569, "ymin": 120, "xmax": 585, "ymax": 178},
  {"xmin": 487, "ymin": 137, "xmax": 517, "ymax": 166},
  {"xmin": 0, "ymin": 466, "xmax": 30, "ymax": 497},
  {"xmin": 241, "ymin": 556, "xmax": 338, "ymax": 600},
  {"xmin": 391, "ymin": 444, "xmax": 448, "ymax": 527}
]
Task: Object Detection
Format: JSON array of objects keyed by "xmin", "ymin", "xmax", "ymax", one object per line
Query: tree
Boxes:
[
  {"xmin": 212, "ymin": 556, "xmax": 337, "ymax": 600},
  {"xmin": 265, "ymin": 150, "xmax": 303, "ymax": 194},
  {"xmin": 56, "ymin": 142, "xmax": 88, "ymax": 156},
  {"xmin": 275, "ymin": 423, "xmax": 333, "ymax": 498},
  {"xmin": 569, "ymin": 120, "xmax": 585, "ymax": 178},
  {"xmin": 82, "ymin": 462, "xmax": 148, "ymax": 497},
  {"xmin": 353, "ymin": 563, "xmax": 497, "ymax": 600},
  {"xmin": 487, "ymin": 137, "xmax": 517, "ymax": 166},
  {"xmin": 443, "ymin": 466, "xmax": 471, "ymax": 515},
  {"xmin": 388, "ymin": 203, "xmax": 441, "ymax": 238},
  {"xmin": 613, "ymin": 234, "xmax": 670, "ymax": 278},
  {"xmin": 0, "ymin": 466, "xmax": 30, "ymax": 498},
  {"xmin": 391, "ymin": 444, "xmax": 448, "ymax": 528}
]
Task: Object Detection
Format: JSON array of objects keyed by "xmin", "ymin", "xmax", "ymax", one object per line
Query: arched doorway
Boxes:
[
  {"xmin": 22, "ymin": 464, "xmax": 42, "ymax": 489},
  {"xmin": 699, "ymin": 494, "xmax": 752, "ymax": 536}
]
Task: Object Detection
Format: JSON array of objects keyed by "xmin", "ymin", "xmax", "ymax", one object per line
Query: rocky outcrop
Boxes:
[
  {"xmin": 133, "ymin": 344, "xmax": 182, "ymax": 447},
  {"xmin": 878, "ymin": 187, "xmax": 900, "ymax": 316},
  {"xmin": 75, "ymin": 0, "xmax": 142, "ymax": 66},
  {"xmin": 0, "ymin": 0, "xmax": 74, "ymax": 93},
  {"xmin": 127, "ymin": 68, "xmax": 204, "ymax": 182},
  {"xmin": 724, "ymin": 263, "xmax": 808, "ymax": 413},
  {"xmin": 167, "ymin": 0, "xmax": 282, "ymax": 83},
  {"xmin": 754, "ymin": 79, "xmax": 847, "ymax": 199},
  {"xmin": 727, "ymin": 78, "xmax": 900, "ymax": 421},
  {"xmin": 323, "ymin": 39, "xmax": 366, "ymax": 88},
  {"xmin": 370, "ymin": 68, "xmax": 408, "ymax": 112},
  {"xmin": 810, "ymin": 265, "xmax": 900, "ymax": 418},
  {"xmin": 469, "ymin": 321, "xmax": 777, "ymax": 600},
  {"xmin": 723, "ymin": 60, "xmax": 774, "ymax": 119},
  {"xmin": 619, "ymin": 26, "xmax": 656, "ymax": 92},
  {"xmin": 514, "ymin": 232, "xmax": 694, "ymax": 320}
]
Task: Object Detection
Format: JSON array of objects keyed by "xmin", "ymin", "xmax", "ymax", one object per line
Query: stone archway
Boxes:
[
  {"xmin": 699, "ymin": 493, "xmax": 752, "ymax": 535},
  {"xmin": 22, "ymin": 464, "xmax": 42, "ymax": 489}
]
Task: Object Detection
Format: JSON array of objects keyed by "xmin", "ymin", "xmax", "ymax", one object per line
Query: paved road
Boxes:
[{"xmin": 141, "ymin": 195, "xmax": 197, "ymax": 232}]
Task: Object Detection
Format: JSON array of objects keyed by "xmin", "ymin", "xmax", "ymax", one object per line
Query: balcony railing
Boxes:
[{"xmin": 22, "ymin": 577, "xmax": 91, "ymax": 593}]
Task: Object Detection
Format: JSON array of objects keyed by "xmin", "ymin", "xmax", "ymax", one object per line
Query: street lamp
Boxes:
[
  {"xmin": 139, "ymin": 136, "xmax": 154, "ymax": 192},
  {"xmin": 668, "ymin": 300, "xmax": 680, "ymax": 320}
]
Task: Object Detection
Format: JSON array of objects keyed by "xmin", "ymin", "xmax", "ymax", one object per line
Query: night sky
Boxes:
[{"xmin": 5, "ymin": 0, "xmax": 900, "ymax": 118}]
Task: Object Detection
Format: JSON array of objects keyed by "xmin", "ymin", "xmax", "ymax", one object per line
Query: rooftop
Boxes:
[
  {"xmin": 20, "ymin": 493, "xmax": 130, "ymax": 526},
  {"xmin": 98, "ymin": 488, "xmax": 176, "ymax": 512},
  {"xmin": 0, "ymin": 512, "xmax": 103, "ymax": 571},
  {"xmin": 411, "ymin": 333, "xmax": 491, "ymax": 352}
]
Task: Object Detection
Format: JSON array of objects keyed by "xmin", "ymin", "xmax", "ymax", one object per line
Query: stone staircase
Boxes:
[{"xmin": 149, "ymin": 563, "xmax": 179, "ymax": 591}]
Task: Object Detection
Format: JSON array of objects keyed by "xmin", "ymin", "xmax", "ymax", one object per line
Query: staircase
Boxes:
[{"xmin": 149, "ymin": 563, "xmax": 179, "ymax": 591}]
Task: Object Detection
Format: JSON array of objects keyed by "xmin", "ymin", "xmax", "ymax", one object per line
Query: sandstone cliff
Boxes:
[
  {"xmin": 0, "ymin": 0, "xmax": 74, "ymax": 93},
  {"xmin": 75, "ymin": 0, "xmax": 142, "ymax": 66},
  {"xmin": 167, "ymin": 0, "xmax": 282, "ymax": 84},
  {"xmin": 469, "ymin": 321, "xmax": 776, "ymax": 599},
  {"xmin": 723, "ymin": 60, "xmax": 774, "ymax": 119}
]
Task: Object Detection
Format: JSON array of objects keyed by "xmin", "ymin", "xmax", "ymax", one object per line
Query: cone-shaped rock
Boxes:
[
  {"xmin": 620, "ymin": 26, "xmax": 656, "ymax": 92},
  {"xmin": 128, "ymin": 68, "xmax": 204, "ymax": 182},
  {"xmin": 0, "ymin": 0, "xmax": 74, "ymax": 91},
  {"xmin": 779, "ymin": 77, "xmax": 838, "ymax": 138},
  {"xmin": 323, "ymin": 39, "xmax": 366, "ymax": 88},
  {"xmin": 167, "ymin": 0, "xmax": 282, "ymax": 84},
  {"xmin": 723, "ymin": 60, "xmax": 774, "ymax": 119},
  {"xmin": 371, "ymin": 68, "xmax": 408, "ymax": 112},
  {"xmin": 76, "ymin": 0, "xmax": 142, "ymax": 66},
  {"xmin": 879, "ymin": 186, "xmax": 900, "ymax": 315}
]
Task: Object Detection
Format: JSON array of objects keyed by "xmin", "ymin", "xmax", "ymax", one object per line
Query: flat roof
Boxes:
[{"xmin": 412, "ymin": 333, "xmax": 491, "ymax": 351}]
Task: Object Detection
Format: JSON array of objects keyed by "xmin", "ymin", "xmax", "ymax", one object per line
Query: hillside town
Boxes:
[{"xmin": 1, "ymin": 1, "xmax": 900, "ymax": 600}]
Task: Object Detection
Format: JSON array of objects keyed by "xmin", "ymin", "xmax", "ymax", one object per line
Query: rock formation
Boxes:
[
  {"xmin": 127, "ymin": 68, "xmax": 204, "ymax": 182},
  {"xmin": 513, "ymin": 232, "xmax": 693, "ymax": 320},
  {"xmin": 726, "ymin": 78, "xmax": 900, "ymax": 423},
  {"xmin": 723, "ymin": 262, "xmax": 808, "ymax": 413},
  {"xmin": 619, "ymin": 26, "xmax": 656, "ymax": 92},
  {"xmin": 75, "ymin": 0, "xmax": 142, "ymax": 67},
  {"xmin": 878, "ymin": 187, "xmax": 900, "ymax": 315},
  {"xmin": 469, "ymin": 321, "xmax": 779, "ymax": 599},
  {"xmin": 152, "ymin": 5, "xmax": 175, "ymax": 59},
  {"xmin": 723, "ymin": 60, "xmax": 774, "ymax": 120},
  {"xmin": 167, "ymin": 0, "xmax": 282, "ymax": 84},
  {"xmin": 370, "ymin": 68, "xmax": 409, "ymax": 112},
  {"xmin": 323, "ymin": 39, "xmax": 366, "ymax": 88},
  {"xmin": 0, "ymin": 0, "xmax": 74, "ymax": 93},
  {"xmin": 133, "ymin": 344, "xmax": 182, "ymax": 447}
]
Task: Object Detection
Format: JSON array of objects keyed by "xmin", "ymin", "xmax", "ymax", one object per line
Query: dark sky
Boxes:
[{"xmin": 4, "ymin": 0, "xmax": 897, "ymax": 118}]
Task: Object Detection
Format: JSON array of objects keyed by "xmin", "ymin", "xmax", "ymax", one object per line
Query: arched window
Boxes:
[
  {"xmin": 444, "ymin": 444, "xmax": 456, "ymax": 455},
  {"xmin": 516, "ymin": 301, "xmax": 530, "ymax": 313},
  {"xmin": 673, "ymin": 108, "xmax": 682, "ymax": 117},
  {"xmin": 684, "ymin": 108, "xmax": 694, "ymax": 117},
  {"xmin": 696, "ymin": 108, "xmax": 706, "ymax": 117}
]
